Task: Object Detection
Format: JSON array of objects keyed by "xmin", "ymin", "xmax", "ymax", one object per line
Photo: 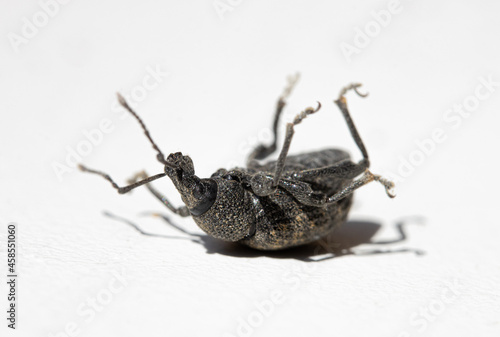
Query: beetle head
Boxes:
[
  {"xmin": 164, "ymin": 152, "xmax": 217, "ymax": 216},
  {"xmin": 164, "ymin": 154, "xmax": 255, "ymax": 242}
]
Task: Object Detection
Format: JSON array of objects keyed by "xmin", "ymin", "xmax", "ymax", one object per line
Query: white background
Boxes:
[{"xmin": 1, "ymin": 0, "xmax": 499, "ymax": 336}]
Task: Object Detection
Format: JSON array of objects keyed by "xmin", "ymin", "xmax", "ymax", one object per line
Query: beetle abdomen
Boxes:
[
  {"xmin": 239, "ymin": 189, "xmax": 353, "ymax": 250},
  {"xmin": 240, "ymin": 148, "xmax": 355, "ymax": 250}
]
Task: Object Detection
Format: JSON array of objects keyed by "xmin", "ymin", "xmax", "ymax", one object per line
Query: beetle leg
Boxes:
[
  {"xmin": 127, "ymin": 171, "xmax": 190, "ymax": 217},
  {"xmin": 326, "ymin": 170, "xmax": 396, "ymax": 203},
  {"xmin": 247, "ymin": 73, "xmax": 300, "ymax": 165},
  {"xmin": 278, "ymin": 169, "xmax": 395, "ymax": 207},
  {"xmin": 278, "ymin": 179, "xmax": 327, "ymax": 206},
  {"xmin": 291, "ymin": 159, "xmax": 369, "ymax": 181},
  {"xmin": 271, "ymin": 102, "xmax": 322, "ymax": 188},
  {"xmin": 247, "ymin": 103, "xmax": 322, "ymax": 196},
  {"xmin": 335, "ymin": 83, "xmax": 370, "ymax": 166}
]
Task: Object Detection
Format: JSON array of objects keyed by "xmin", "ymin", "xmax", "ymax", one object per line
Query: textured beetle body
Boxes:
[
  {"xmin": 191, "ymin": 149, "xmax": 353, "ymax": 250},
  {"xmin": 162, "ymin": 149, "xmax": 354, "ymax": 250},
  {"xmin": 80, "ymin": 80, "xmax": 395, "ymax": 252},
  {"xmin": 241, "ymin": 149, "xmax": 353, "ymax": 250}
]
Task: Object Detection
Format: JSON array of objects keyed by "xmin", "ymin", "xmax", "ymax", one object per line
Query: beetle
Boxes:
[{"xmin": 79, "ymin": 75, "xmax": 395, "ymax": 250}]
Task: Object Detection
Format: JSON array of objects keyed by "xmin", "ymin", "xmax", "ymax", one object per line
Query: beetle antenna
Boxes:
[
  {"xmin": 116, "ymin": 93, "xmax": 175, "ymax": 168},
  {"xmin": 78, "ymin": 164, "xmax": 167, "ymax": 194}
]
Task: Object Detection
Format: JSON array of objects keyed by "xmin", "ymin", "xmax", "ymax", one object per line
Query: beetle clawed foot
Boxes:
[
  {"xmin": 303, "ymin": 101, "xmax": 322, "ymax": 115},
  {"xmin": 293, "ymin": 102, "xmax": 322, "ymax": 125},
  {"xmin": 311, "ymin": 101, "xmax": 322, "ymax": 113},
  {"xmin": 337, "ymin": 83, "xmax": 369, "ymax": 101},
  {"xmin": 351, "ymin": 83, "xmax": 369, "ymax": 98},
  {"xmin": 375, "ymin": 174, "xmax": 396, "ymax": 198},
  {"xmin": 303, "ymin": 101, "xmax": 322, "ymax": 116},
  {"xmin": 365, "ymin": 170, "xmax": 396, "ymax": 198},
  {"xmin": 382, "ymin": 181, "xmax": 396, "ymax": 198}
]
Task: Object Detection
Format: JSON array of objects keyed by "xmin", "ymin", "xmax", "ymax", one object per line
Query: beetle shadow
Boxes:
[{"xmin": 103, "ymin": 211, "xmax": 425, "ymax": 262}]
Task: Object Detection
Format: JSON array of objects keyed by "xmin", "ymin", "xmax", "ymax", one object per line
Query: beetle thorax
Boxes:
[{"xmin": 191, "ymin": 177, "xmax": 256, "ymax": 242}]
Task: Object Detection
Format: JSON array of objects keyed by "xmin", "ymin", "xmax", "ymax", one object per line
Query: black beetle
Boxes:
[{"xmin": 79, "ymin": 75, "xmax": 395, "ymax": 250}]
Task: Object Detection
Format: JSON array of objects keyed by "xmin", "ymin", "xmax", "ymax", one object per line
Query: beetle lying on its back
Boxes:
[{"xmin": 79, "ymin": 75, "xmax": 395, "ymax": 250}]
